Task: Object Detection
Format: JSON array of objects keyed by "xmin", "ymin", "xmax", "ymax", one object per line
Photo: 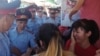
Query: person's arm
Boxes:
[
  {"xmin": 69, "ymin": 0, "xmax": 84, "ymax": 19},
  {"xmin": 68, "ymin": 31, "xmax": 75, "ymax": 52},
  {"xmin": 25, "ymin": 34, "xmax": 38, "ymax": 55},
  {"xmin": 22, "ymin": 47, "xmax": 40, "ymax": 56},
  {"xmin": 21, "ymin": 48, "xmax": 33, "ymax": 56},
  {"xmin": 11, "ymin": 46, "xmax": 22, "ymax": 56}
]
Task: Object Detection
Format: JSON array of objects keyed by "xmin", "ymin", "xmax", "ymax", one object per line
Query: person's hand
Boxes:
[
  {"xmin": 21, "ymin": 48, "xmax": 32, "ymax": 56},
  {"xmin": 69, "ymin": 31, "xmax": 76, "ymax": 52},
  {"xmin": 69, "ymin": 9, "xmax": 78, "ymax": 19},
  {"xmin": 11, "ymin": 46, "xmax": 21, "ymax": 56},
  {"xmin": 95, "ymin": 49, "xmax": 100, "ymax": 56},
  {"xmin": 71, "ymin": 31, "xmax": 76, "ymax": 45}
]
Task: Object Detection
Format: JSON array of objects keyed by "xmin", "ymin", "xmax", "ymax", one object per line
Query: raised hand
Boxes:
[
  {"xmin": 95, "ymin": 49, "xmax": 100, "ymax": 56},
  {"xmin": 69, "ymin": 30, "xmax": 76, "ymax": 52}
]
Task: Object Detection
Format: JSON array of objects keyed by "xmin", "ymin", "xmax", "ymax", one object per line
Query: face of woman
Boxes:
[{"xmin": 73, "ymin": 27, "xmax": 91, "ymax": 44}]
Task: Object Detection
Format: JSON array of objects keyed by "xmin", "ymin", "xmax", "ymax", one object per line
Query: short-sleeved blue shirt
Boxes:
[
  {"xmin": 27, "ymin": 19, "xmax": 40, "ymax": 35},
  {"xmin": 8, "ymin": 28, "xmax": 37, "ymax": 54}
]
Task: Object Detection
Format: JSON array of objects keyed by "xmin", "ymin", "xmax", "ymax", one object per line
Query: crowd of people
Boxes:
[{"xmin": 0, "ymin": 0, "xmax": 100, "ymax": 56}]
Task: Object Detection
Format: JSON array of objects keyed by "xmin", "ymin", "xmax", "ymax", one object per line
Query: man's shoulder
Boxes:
[{"xmin": 8, "ymin": 28, "xmax": 16, "ymax": 34}]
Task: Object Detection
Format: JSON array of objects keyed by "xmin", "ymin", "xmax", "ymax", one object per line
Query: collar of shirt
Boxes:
[{"xmin": 14, "ymin": 27, "xmax": 26, "ymax": 34}]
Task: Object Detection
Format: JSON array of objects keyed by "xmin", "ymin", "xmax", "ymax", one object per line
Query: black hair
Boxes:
[
  {"xmin": 70, "ymin": 19, "xmax": 99, "ymax": 45},
  {"xmin": 36, "ymin": 23, "xmax": 62, "ymax": 49},
  {"xmin": 87, "ymin": 20, "xmax": 100, "ymax": 44}
]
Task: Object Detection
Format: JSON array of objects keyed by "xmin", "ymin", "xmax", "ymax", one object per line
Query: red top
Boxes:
[
  {"xmin": 65, "ymin": 40, "xmax": 98, "ymax": 56},
  {"xmin": 80, "ymin": 0, "xmax": 100, "ymax": 28},
  {"xmin": 95, "ymin": 39, "xmax": 100, "ymax": 49},
  {"xmin": 58, "ymin": 26, "xmax": 68, "ymax": 34}
]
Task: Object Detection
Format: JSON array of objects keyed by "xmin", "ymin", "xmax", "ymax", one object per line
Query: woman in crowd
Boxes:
[
  {"xmin": 65, "ymin": 19, "xmax": 99, "ymax": 56},
  {"xmin": 33, "ymin": 23, "xmax": 75, "ymax": 56}
]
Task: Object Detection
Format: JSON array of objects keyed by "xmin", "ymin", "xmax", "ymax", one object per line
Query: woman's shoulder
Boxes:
[
  {"xmin": 63, "ymin": 50, "xmax": 76, "ymax": 56},
  {"xmin": 32, "ymin": 54, "xmax": 38, "ymax": 56},
  {"xmin": 33, "ymin": 50, "xmax": 75, "ymax": 56},
  {"xmin": 32, "ymin": 52, "xmax": 45, "ymax": 56}
]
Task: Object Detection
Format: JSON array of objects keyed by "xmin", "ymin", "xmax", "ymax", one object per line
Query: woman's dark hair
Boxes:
[
  {"xmin": 70, "ymin": 19, "xmax": 99, "ymax": 45},
  {"xmin": 36, "ymin": 23, "xmax": 61, "ymax": 49}
]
